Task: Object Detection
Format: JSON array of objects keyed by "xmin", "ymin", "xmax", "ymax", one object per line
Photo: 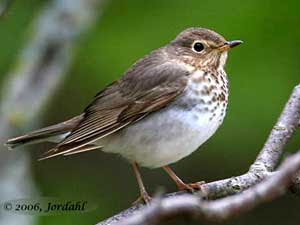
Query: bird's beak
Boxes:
[{"xmin": 219, "ymin": 40, "xmax": 243, "ymax": 51}]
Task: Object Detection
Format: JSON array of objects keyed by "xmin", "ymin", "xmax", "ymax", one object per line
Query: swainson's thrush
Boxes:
[{"xmin": 6, "ymin": 28, "xmax": 242, "ymax": 203}]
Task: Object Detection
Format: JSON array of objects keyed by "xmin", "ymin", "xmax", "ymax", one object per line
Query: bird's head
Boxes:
[{"xmin": 168, "ymin": 28, "xmax": 242, "ymax": 70}]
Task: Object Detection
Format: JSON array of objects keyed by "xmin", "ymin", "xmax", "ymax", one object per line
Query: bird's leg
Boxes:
[
  {"xmin": 132, "ymin": 162, "xmax": 152, "ymax": 204},
  {"xmin": 162, "ymin": 166, "xmax": 205, "ymax": 192}
]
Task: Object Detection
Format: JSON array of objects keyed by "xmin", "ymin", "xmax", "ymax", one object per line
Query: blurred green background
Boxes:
[{"xmin": 0, "ymin": 0, "xmax": 300, "ymax": 224}]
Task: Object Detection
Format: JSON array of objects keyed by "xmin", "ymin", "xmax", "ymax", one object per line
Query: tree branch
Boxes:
[
  {"xmin": 252, "ymin": 84, "xmax": 300, "ymax": 171},
  {"xmin": 0, "ymin": 1, "xmax": 104, "ymax": 224},
  {"xmin": 96, "ymin": 84, "xmax": 300, "ymax": 225},
  {"xmin": 1, "ymin": 0, "xmax": 105, "ymax": 127},
  {"xmin": 117, "ymin": 152, "xmax": 300, "ymax": 225}
]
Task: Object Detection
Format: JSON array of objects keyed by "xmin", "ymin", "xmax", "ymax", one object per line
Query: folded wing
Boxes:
[{"xmin": 41, "ymin": 50, "xmax": 189, "ymax": 159}]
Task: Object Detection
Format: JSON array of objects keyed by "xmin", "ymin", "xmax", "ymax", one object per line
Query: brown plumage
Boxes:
[
  {"xmin": 6, "ymin": 27, "xmax": 242, "ymax": 162},
  {"xmin": 6, "ymin": 27, "xmax": 242, "ymax": 203},
  {"xmin": 7, "ymin": 47, "xmax": 189, "ymax": 159},
  {"xmin": 6, "ymin": 28, "xmax": 241, "ymax": 161}
]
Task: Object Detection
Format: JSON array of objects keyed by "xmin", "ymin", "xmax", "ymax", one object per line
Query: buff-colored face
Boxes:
[{"xmin": 169, "ymin": 28, "xmax": 242, "ymax": 69}]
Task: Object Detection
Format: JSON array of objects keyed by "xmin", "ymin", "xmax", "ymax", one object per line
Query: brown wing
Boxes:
[{"xmin": 40, "ymin": 49, "xmax": 189, "ymax": 159}]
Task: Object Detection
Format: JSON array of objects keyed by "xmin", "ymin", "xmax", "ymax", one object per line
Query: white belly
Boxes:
[
  {"xmin": 99, "ymin": 107, "xmax": 223, "ymax": 168},
  {"xmin": 97, "ymin": 70, "xmax": 228, "ymax": 168}
]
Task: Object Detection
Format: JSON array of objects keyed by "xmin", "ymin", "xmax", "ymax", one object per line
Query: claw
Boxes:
[
  {"xmin": 177, "ymin": 181, "xmax": 205, "ymax": 192},
  {"xmin": 132, "ymin": 192, "xmax": 152, "ymax": 205}
]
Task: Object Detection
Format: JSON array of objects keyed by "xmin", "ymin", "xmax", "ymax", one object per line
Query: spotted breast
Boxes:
[{"xmin": 98, "ymin": 67, "xmax": 228, "ymax": 168}]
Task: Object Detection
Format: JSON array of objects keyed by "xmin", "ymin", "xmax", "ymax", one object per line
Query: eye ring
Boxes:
[{"xmin": 192, "ymin": 41, "xmax": 205, "ymax": 53}]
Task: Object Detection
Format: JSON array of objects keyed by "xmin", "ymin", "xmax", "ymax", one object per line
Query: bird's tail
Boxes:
[{"xmin": 5, "ymin": 115, "xmax": 83, "ymax": 149}]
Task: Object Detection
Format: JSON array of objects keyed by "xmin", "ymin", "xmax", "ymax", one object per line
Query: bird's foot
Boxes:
[
  {"xmin": 132, "ymin": 191, "xmax": 152, "ymax": 205},
  {"xmin": 177, "ymin": 181, "xmax": 205, "ymax": 193}
]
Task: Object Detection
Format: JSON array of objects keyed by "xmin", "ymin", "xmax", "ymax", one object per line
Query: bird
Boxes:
[{"xmin": 6, "ymin": 27, "xmax": 242, "ymax": 204}]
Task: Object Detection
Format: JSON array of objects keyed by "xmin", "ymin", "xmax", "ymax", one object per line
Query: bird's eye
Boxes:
[{"xmin": 192, "ymin": 42, "xmax": 204, "ymax": 52}]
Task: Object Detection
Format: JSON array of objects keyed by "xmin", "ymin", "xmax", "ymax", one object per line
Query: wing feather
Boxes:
[{"xmin": 41, "ymin": 49, "xmax": 189, "ymax": 159}]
